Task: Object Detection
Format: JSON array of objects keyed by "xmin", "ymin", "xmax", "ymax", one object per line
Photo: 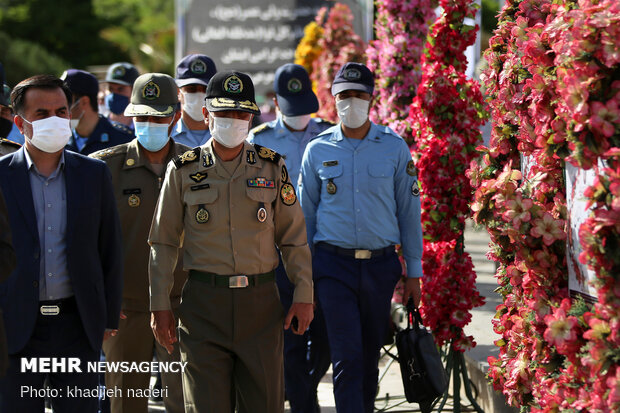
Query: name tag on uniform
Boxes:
[
  {"xmin": 323, "ymin": 160, "xmax": 338, "ymax": 167},
  {"xmin": 191, "ymin": 183, "xmax": 210, "ymax": 191},
  {"xmin": 247, "ymin": 178, "xmax": 275, "ymax": 188},
  {"xmin": 123, "ymin": 188, "xmax": 141, "ymax": 194}
]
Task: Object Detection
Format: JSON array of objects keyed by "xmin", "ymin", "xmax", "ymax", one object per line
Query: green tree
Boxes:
[
  {"xmin": 0, "ymin": 0, "xmax": 127, "ymax": 69},
  {"xmin": 0, "ymin": 31, "xmax": 70, "ymax": 86},
  {"xmin": 93, "ymin": 0, "xmax": 175, "ymax": 74}
]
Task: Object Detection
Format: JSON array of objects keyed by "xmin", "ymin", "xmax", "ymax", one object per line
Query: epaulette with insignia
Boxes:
[
  {"xmin": 250, "ymin": 123, "xmax": 273, "ymax": 135},
  {"xmin": 254, "ymin": 144, "xmax": 281, "ymax": 163},
  {"xmin": 89, "ymin": 146, "xmax": 125, "ymax": 160},
  {"xmin": 0, "ymin": 138, "xmax": 21, "ymax": 149},
  {"xmin": 111, "ymin": 121, "xmax": 133, "ymax": 135},
  {"xmin": 173, "ymin": 147, "xmax": 201, "ymax": 168}
]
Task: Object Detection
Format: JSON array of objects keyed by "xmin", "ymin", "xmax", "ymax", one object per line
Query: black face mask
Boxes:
[{"xmin": 0, "ymin": 117, "xmax": 12, "ymax": 138}]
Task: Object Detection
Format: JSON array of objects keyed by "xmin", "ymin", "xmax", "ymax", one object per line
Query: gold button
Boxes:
[{"xmin": 126, "ymin": 159, "xmax": 135, "ymax": 166}]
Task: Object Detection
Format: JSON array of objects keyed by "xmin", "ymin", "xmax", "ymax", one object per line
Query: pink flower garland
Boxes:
[
  {"xmin": 471, "ymin": 0, "xmax": 619, "ymax": 410},
  {"xmin": 406, "ymin": 0, "xmax": 487, "ymax": 351},
  {"xmin": 366, "ymin": 0, "xmax": 437, "ymax": 144}
]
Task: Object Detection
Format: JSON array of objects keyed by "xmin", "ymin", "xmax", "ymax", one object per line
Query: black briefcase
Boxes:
[{"xmin": 395, "ymin": 300, "xmax": 448, "ymax": 412}]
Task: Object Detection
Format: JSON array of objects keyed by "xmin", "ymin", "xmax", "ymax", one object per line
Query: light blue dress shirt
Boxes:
[
  {"xmin": 247, "ymin": 116, "xmax": 333, "ymax": 192},
  {"xmin": 171, "ymin": 118, "xmax": 211, "ymax": 148},
  {"xmin": 299, "ymin": 122, "xmax": 423, "ymax": 278},
  {"xmin": 24, "ymin": 149, "xmax": 73, "ymax": 299}
]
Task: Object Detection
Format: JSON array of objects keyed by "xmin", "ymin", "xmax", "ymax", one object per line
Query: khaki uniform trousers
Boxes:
[
  {"xmin": 178, "ymin": 277, "xmax": 285, "ymax": 413},
  {"xmin": 102, "ymin": 309, "xmax": 184, "ymax": 413}
]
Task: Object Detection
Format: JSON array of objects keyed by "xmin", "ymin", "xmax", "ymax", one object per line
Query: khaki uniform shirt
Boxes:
[
  {"xmin": 0, "ymin": 139, "xmax": 21, "ymax": 157},
  {"xmin": 91, "ymin": 139, "xmax": 190, "ymax": 311},
  {"xmin": 148, "ymin": 139, "xmax": 313, "ymax": 311}
]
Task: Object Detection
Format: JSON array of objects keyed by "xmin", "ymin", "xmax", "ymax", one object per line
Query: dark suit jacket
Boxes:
[
  {"xmin": 0, "ymin": 148, "xmax": 123, "ymax": 354},
  {"xmin": 0, "ymin": 188, "xmax": 16, "ymax": 376}
]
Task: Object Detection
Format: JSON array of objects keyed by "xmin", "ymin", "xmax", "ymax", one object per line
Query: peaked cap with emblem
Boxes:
[
  {"xmin": 205, "ymin": 71, "xmax": 260, "ymax": 115},
  {"xmin": 105, "ymin": 62, "xmax": 140, "ymax": 86},
  {"xmin": 273, "ymin": 63, "xmax": 318, "ymax": 116},
  {"xmin": 331, "ymin": 62, "xmax": 375, "ymax": 96},
  {"xmin": 124, "ymin": 73, "xmax": 179, "ymax": 117},
  {"xmin": 176, "ymin": 54, "xmax": 217, "ymax": 87}
]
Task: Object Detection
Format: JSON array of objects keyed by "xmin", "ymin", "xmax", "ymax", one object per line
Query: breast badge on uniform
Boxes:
[
  {"xmin": 412, "ymin": 181, "xmax": 420, "ymax": 197},
  {"xmin": 323, "ymin": 160, "xmax": 338, "ymax": 167},
  {"xmin": 407, "ymin": 160, "xmax": 417, "ymax": 177},
  {"xmin": 257, "ymin": 203, "xmax": 267, "ymax": 223},
  {"xmin": 326, "ymin": 179, "xmax": 337, "ymax": 195},
  {"xmin": 281, "ymin": 165, "xmax": 289, "ymax": 183},
  {"xmin": 246, "ymin": 150, "xmax": 256, "ymax": 164},
  {"xmin": 247, "ymin": 178, "xmax": 275, "ymax": 188},
  {"xmin": 190, "ymin": 172, "xmax": 208, "ymax": 183},
  {"xmin": 196, "ymin": 205, "xmax": 209, "ymax": 223},
  {"xmin": 280, "ymin": 183, "xmax": 297, "ymax": 206},
  {"xmin": 128, "ymin": 194, "xmax": 141, "ymax": 207}
]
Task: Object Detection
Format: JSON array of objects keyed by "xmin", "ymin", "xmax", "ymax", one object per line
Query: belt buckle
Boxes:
[
  {"xmin": 354, "ymin": 249, "xmax": 372, "ymax": 259},
  {"xmin": 40, "ymin": 305, "xmax": 60, "ymax": 316},
  {"xmin": 229, "ymin": 275, "xmax": 249, "ymax": 288}
]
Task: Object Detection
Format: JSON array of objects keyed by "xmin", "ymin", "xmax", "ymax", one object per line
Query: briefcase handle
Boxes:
[{"xmin": 406, "ymin": 298, "xmax": 424, "ymax": 331}]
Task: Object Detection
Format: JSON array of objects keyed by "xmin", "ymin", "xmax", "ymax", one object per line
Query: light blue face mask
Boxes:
[{"xmin": 134, "ymin": 120, "xmax": 172, "ymax": 152}]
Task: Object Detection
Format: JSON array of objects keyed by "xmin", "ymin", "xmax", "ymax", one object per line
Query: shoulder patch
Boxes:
[
  {"xmin": 250, "ymin": 123, "xmax": 273, "ymax": 136},
  {"xmin": 254, "ymin": 144, "xmax": 281, "ymax": 163},
  {"xmin": 0, "ymin": 138, "xmax": 21, "ymax": 149},
  {"xmin": 173, "ymin": 147, "xmax": 201, "ymax": 169},
  {"xmin": 89, "ymin": 145, "xmax": 126, "ymax": 160}
]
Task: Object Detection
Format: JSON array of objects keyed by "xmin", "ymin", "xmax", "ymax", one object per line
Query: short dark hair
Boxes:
[
  {"xmin": 10, "ymin": 75, "xmax": 72, "ymax": 116},
  {"xmin": 73, "ymin": 92, "xmax": 98, "ymax": 113}
]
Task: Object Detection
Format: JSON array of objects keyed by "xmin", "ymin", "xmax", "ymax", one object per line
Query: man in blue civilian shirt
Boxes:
[
  {"xmin": 0, "ymin": 75, "xmax": 123, "ymax": 411},
  {"xmin": 248, "ymin": 63, "xmax": 333, "ymax": 413},
  {"xmin": 299, "ymin": 62, "xmax": 423, "ymax": 413},
  {"xmin": 171, "ymin": 54, "xmax": 217, "ymax": 147}
]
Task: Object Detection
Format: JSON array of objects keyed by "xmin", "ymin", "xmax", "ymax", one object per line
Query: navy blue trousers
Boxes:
[
  {"xmin": 0, "ymin": 309, "xmax": 99, "ymax": 412},
  {"xmin": 276, "ymin": 260, "xmax": 331, "ymax": 413},
  {"xmin": 313, "ymin": 244, "xmax": 401, "ymax": 413}
]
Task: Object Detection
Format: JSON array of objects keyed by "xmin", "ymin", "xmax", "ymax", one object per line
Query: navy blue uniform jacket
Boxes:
[{"xmin": 0, "ymin": 148, "xmax": 123, "ymax": 354}]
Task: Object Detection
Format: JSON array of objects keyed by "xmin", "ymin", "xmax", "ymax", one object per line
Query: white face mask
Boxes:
[
  {"xmin": 22, "ymin": 116, "xmax": 71, "ymax": 153},
  {"xmin": 282, "ymin": 114, "xmax": 312, "ymax": 131},
  {"xmin": 209, "ymin": 115, "xmax": 250, "ymax": 148},
  {"xmin": 336, "ymin": 97, "xmax": 370, "ymax": 129},
  {"xmin": 69, "ymin": 100, "xmax": 83, "ymax": 130},
  {"xmin": 182, "ymin": 92, "xmax": 207, "ymax": 122}
]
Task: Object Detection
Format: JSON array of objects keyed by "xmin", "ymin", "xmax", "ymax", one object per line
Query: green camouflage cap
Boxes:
[
  {"xmin": 124, "ymin": 73, "xmax": 179, "ymax": 117},
  {"xmin": 0, "ymin": 84, "xmax": 10, "ymax": 107}
]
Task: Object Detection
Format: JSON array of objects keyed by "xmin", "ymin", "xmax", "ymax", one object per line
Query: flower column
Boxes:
[{"xmin": 406, "ymin": 0, "xmax": 487, "ymax": 411}]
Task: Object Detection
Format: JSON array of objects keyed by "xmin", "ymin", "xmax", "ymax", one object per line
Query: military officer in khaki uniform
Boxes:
[
  {"xmin": 148, "ymin": 71, "xmax": 314, "ymax": 413},
  {"xmin": 91, "ymin": 73, "xmax": 188, "ymax": 413}
]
